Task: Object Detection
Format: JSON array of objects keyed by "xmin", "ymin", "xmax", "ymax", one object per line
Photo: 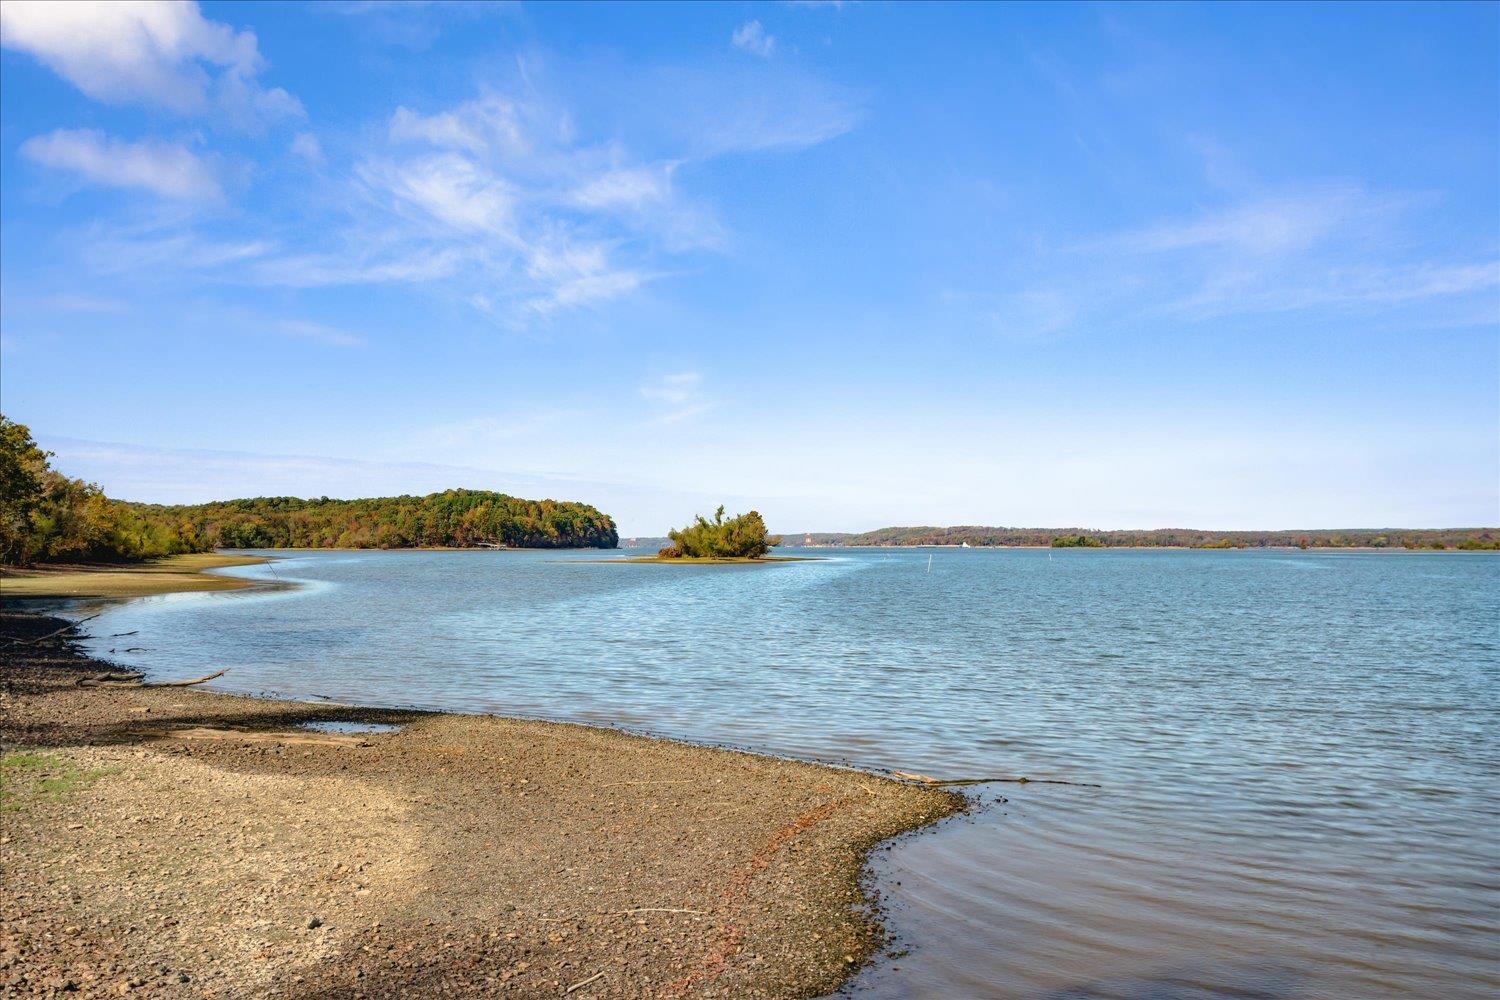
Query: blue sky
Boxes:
[{"xmin": 1, "ymin": 1, "xmax": 1496, "ymax": 534}]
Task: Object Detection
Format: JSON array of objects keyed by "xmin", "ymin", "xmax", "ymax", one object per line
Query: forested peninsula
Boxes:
[
  {"xmin": 1, "ymin": 416, "xmax": 617, "ymax": 565},
  {"xmin": 151, "ymin": 492, "xmax": 619, "ymax": 552}
]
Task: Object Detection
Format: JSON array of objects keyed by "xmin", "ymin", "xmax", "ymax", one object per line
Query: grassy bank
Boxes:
[{"xmin": 0, "ymin": 552, "xmax": 267, "ymax": 599}]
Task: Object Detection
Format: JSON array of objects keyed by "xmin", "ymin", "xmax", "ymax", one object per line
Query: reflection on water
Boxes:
[{"xmin": 68, "ymin": 548, "xmax": 1500, "ymax": 999}]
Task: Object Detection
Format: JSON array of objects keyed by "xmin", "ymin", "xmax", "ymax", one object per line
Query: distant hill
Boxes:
[{"xmin": 798, "ymin": 526, "xmax": 1499, "ymax": 550}]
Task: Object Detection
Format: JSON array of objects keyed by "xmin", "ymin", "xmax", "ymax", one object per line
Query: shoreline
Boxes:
[
  {"xmin": 0, "ymin": 553, "xmax": 272, "ymax": 600},
  {"xmin": 0, "ymin": 602, "xmax": 964, "ymax": 998}
]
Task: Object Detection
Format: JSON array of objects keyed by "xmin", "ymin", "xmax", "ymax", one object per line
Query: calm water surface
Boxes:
[{"xmin": 67, "ymin": 548, "xmax": 1499, "ymax": 999}]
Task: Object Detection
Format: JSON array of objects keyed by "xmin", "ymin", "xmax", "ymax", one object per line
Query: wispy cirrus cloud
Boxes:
[
  {"xmin": 1096, "ymin": 186, "xmax": 1410, "ymax": 258},
  {"xmin": 984, "ymin": 184, "xmax": 1499, "ymax": 336},
  {"xmin": 254, "ymin": 84, "xmax": 742, "ymax": 320},
  {"xmin": 0, "ymin": 0, "xmax": 301, "ymax": 130},
  {"xmin": 80, "ymin": 225, "xmax": 274, "ymax": 275},
  {"xmin": 21, "ymin": 129, "xmax": 221, "ymax": 201},
  {"xmin": 639, "ymin": 371, "xmax": 709, "ymax": 423},
  {"xmin": 1113, "ymin": 188, "xmax": 1497, "ymax": 321}
]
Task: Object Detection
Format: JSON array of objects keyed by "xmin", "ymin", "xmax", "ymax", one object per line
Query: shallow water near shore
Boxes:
[{"xmin": 64, "ymin": 547, "xmax": 1499, "ymax": 998}]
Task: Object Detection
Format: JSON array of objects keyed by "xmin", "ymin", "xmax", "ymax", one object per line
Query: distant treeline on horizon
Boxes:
[{"xmin": 790, "ymin": 526, "xmax": 1499, "ymax": 550}]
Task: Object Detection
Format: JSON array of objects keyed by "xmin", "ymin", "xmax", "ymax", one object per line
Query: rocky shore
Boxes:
[{"xmin": 0, "ymin": 610, "xmax": 962, "ymax": 999}]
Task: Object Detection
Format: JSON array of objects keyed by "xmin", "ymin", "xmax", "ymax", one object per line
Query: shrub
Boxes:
[{"xmin": 667, "ymin": 506, "xmax": 780, "ymax": 559}]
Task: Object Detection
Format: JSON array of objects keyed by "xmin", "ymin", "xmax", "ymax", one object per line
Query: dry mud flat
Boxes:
[{"xmin": 0, "ymin": 611, "xmax": 962, "ymax": 999}]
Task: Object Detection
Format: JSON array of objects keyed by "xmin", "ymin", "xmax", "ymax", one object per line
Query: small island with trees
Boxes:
[{"xmin": 620, "ymin": 506, "xmax": 801, "ymax": 563}]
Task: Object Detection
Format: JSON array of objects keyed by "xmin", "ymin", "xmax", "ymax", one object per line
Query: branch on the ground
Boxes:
[
  {"xmin": 79, "ymin": 669, "xmax": 227, "ymax": 689},
  {"xmin": 76, "ymin": 671, "xmax": 145, "ymax": 686}
]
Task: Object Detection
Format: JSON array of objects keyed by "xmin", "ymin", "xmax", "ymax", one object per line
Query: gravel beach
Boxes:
[{"xmin": 0, "ymin": 610, "xmax": 962, "ymax": 999}]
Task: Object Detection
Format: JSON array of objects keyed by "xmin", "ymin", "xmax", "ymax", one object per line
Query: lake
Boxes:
[{"xmin": 70, "ymin": 547, "xmax": 1499, "ymax": 999}]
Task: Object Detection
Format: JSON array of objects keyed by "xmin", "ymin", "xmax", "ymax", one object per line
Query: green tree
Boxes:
[
  {"xmin": 0, "ymin": 416, "xmax": 51, "ymax": 564},
  {"xmin": 663, "ymin": 506, "xmax": 780, "ymax": 558}
]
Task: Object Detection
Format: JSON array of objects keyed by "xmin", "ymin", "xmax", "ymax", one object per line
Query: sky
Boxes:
[{"xmin": 1, "ymin": 1, "xmax": 1497, "ymax": 535}]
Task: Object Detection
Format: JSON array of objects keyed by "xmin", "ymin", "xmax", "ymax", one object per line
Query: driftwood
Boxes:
[
  {"xmin": 565, "ymin": 972, "xmax": 604, "ymax": 994},
  {"xmin": 79, "ymin": 669, "xmax": 227, "ymax": 689},
  {"xmin": 890, "ymin": 769, "xmax": 1101, "ymax": 789},
  {"xmin": 144, "ymin": 669, "xmax": 227, "ymax": 687},
  {"xmin": 76, "ymin": 671, "xmax": 145, "ymax": 686}
]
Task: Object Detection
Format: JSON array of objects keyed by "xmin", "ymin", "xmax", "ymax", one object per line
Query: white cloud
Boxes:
[
  {"xmin": 1166, "ymin": 258, "xmax": 1500, "ymax": 318},
  {"xmin": 525, "ymin": 267, "xmax": 648, "ymax": 318},
  {"xmin": 363, "ymin": 152, "xmax": 516, "ymax": 235},
  {"xmin": 247, "ymin": 247, "xmax": 463, "ymax": 287},
  {"xmin": 1111, "ymin": 189, "xmax": 1494, "ymax": 321},
  {"xmin": 0, "ymin": 0, "xmax": 301, "ymax": 128},
  {"xmin": 29, "ymin": 64, "xmax": 852, "ymax": 326},
  {"xmin": 570, "ymin": 164, "xmax": 676, "ymax": 211},
  {"xmin": 389, "ymin": 102, "xmax": 517, "ymax": 154},
  {"xmin": 732, "ymin": 20, "xmax": 777, "ymax": 58},
  {"xmin": 338, "ymin": 93, "xmax": 697, "ymax": 320},
  {"xmin": 664, "ymin": 66, "xmax": 862, "ymax": 155},
  {"xmin": 290, "ymin": 132, "xmax": 324, "ymax": 164},
  {"xmin": 639, "ymin": 371, "xmax": 709, "ymax": 423},
  {"xmin": 20, "ymin": 129, "xmax": 220, "ymax": 201},
  {"xmin": 993, "ymin": 186, "xmax": 1499, "ymax": 335},
  {"xmin": 81, "ymin": 227, "xmax": 274, "ymax": 275},
  {"xmin": 1108, "ymin": 187, "xmax": 1388, "ymax": 257}
]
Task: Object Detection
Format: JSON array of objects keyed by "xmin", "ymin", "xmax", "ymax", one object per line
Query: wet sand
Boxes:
[
  {"xmin": 0, "ymin": 554, "xmax": 268, "ymax": 600},
  {"xmin": 0, "ymin": 610, "xmax": 962, "ymax": 998}
]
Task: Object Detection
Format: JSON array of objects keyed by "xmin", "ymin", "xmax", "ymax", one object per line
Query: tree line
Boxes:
[
  {"xmin": 802, "ymin": 525, "xmax": 1499, "ymax": 550},
  {"xmin": 1, "ymin": 415, "xmax": 617, "ymax": 566},
  {"xmin": 159, "ymin": 491, "xmax": 618, "ymax": 551}
]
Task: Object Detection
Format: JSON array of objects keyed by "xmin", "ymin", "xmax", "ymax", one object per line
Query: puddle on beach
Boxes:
[{"xmin": 297, "ymin": 720, "xmax": 403, "ymax": 735}]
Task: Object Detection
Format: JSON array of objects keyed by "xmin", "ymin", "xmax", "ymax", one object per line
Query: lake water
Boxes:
[{"xmin": 66, "ymin": 547, "xmax": 1499, "ymax": 999}]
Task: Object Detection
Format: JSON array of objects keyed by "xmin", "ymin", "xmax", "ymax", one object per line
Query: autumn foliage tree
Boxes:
[{"xmin": 0, "ymin": 415, "xmax": 199, "ymax": 565}]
